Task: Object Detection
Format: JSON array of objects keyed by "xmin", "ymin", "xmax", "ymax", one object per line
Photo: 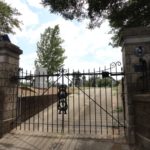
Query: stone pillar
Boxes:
[
  {"xmin": 0, "ymin": 42, "xmax": 22, "ymax": 137},
  {"xmin": 121, "ymin": 27, "xmax": 150, "ymax": 149}
]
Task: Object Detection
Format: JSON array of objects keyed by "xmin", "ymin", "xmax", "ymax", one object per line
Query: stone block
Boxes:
[
  {"xmin": 136, "ymin": 133, "xmax": 150, "ymax": 150},
  {"xmin": 8, "ymin": 57, "xmax": 18, "ymax": 65},
  {"xmin": 1, "ymin": 119, "xmax": 15, "ymax": 135},
  {"xmin": 3, "ymin": 102, "xmax": 16, "ymax": 111},
  {"xmin": 126, "ymin": 126, "xmax": 136, "ymax": 144},
  {"xmin": 5, "ymin": 88, "xmax": 17, "ymax": 95},
  {"xmin": 0, "ymin": 56, "xmax": 8, "ymax": 62},
  {"xmin": 3, "ymin": 109, "xmax": 16, "ymax": 120},
  {"xmin": 127, "ymin": 105, "xmax": 135, "ymax": 115}
]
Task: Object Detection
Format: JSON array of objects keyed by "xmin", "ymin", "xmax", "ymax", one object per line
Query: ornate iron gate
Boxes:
[{"xmin": 13, "ymin": 62, "xmax": 125, "ymax": 139}]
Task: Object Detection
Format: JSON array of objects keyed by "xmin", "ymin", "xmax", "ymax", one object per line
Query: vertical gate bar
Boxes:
[
  {"xmin": 11, "ymin": 72, "xmax": 14, "ymax": 128},
  {"xmin": 33, "ymin": 73, "xmax": 36, "ymax": 131},
  {"xmin": 37, "ymin": 72, "xmax": 40, "ymax": 131},
  {"xmin": 11, "ymin": 71, "xmax": 14, "ymax": 129},
  {"xmin": 15, "ymin": 69, "xmax": 22, "ymax": 130},
  {"xmin": 47, "ymin": 76, "xmax": 49, "ymax": 132},
  {"xmin": 104, "ymin": 67, "xmax": 108, "ymax": 135},
  {"xmin": 14, "ymin": 70, "xmax": 18, "ymax": 129},
  {"xmin": 25, "ymin": 71, "xmax": 28, "ymax": 131},
  {"xmin": 62, "ymin": 111, "xmax": 64, "ymax": 133},
  {"xmin": 18, "ymin": 72, "xmax": 20, "ymax": 130},
  {"xmin": 122, "ymin": 77, "xmax": 126, "ymax": 133},
  {"xmin": 83, "ymin": 70, "xmax": 86, "ymax": 134},
  {"xmin": 94, "ymin": 69, "xmax": 97, "ymax": 134},
  {"xmin": 27, "ymin": 71, "xmax": 29, "ymax": 130},
  {"xmin": 20, "ymin": 70, "xmax": 23, "ymax": 130},
  {"xmin": 42, "ymin": 72, "xmax": 44, "ymax": 132},
  {"xmin": 61, "ymin": 69, "xmax": 64, "ymax": 133},
  {"xmin": 73, "ymin": 69, "xmax": 75, "ymax": 133},
  {"xmin": 67, "ymin": 69, "xmax": 70, "ymax": 133},
  {"xmin": 99, "ymin": 68, "xmax": 102, "ymax": 134},
  {"xmin": 56, "ymin": 72, "xmax": 59, "ymax": 133},
  {"xmin": 116, "ymin": 65, "xmax": 120, "ymax": 134},
  {"xmin": 20, "ymin": 69, "xmax": 24, "ymax": 130},
  {"xmin": 15, "ymin": 71, "xmax": 18, "ymax": 130},
  {"xmin": 29, "ymin": 71, "xmax": 32, "ymax": 131},
  {"xmin": 52, "ymin": 75, "xmax": 54, "ymax": 132},
  {"xmin": 78, "ymin": 71, "xmax": 80, "ymax": 134},
  {"xmin": 23, "ymin": 71, "xmax": 25, "ymax": 130},
  {"xmin": 88, "ymin": 70, "xmax": 91, "ymax": 134},
  {"xmin": 24, "ymin": 70, "xmax": 28, "ymax": 131},
  {"xmin": 61, "ymin": 105, "xmax": 64, "ymax": 133},
  {"xmin": 110, "ymin": 65, "xmax": 114, "ymax": 138}
]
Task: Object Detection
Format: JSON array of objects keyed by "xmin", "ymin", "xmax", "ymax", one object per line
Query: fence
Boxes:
[{"xmin": 12, "ymin": 62, "xmax": 126, "ymax": 139}]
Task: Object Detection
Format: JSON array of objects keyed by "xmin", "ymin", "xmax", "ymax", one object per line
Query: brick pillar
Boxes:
[
  {"xmin": 121, "ymin": 27, "xmax": 150, "ymax": 149},
  {"xmin": 0, "ymin": 41, "xmax": 22, "ymax": 137}
]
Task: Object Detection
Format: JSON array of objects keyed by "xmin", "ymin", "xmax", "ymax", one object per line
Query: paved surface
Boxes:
[{"xmin": 0, "ymin": 131, "xmax": 130, "ymax": 150}]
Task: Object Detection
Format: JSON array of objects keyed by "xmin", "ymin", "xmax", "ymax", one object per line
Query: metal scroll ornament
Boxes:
[{"xmin": 57, "ymin": 84, "xmax": 68, "ymax": 114}]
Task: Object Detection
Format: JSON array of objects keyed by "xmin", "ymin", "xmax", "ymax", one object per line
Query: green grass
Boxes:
[{"xmin": 113, "ymin": 106, "xmax": 123, "ymax": 113}]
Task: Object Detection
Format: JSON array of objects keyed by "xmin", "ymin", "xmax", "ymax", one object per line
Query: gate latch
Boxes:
[{"xmin": 102, "ymin": 71, "xmax": 109, "ymax": 78}]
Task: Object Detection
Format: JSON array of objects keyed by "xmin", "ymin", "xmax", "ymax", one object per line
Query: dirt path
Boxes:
[{"xmin": 15, "ymin": 87, "xmax": 125, "ymax": 139}]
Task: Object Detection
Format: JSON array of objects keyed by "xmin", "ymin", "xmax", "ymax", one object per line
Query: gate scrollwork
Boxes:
[{"xmin": 57, "ymin": 84, "xmax": 68, "ymax": 114}]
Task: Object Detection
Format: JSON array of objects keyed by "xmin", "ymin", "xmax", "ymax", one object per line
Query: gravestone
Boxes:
[{"xmin": 34, "ymin": 67, "xmax": 48, "ymax": 88}]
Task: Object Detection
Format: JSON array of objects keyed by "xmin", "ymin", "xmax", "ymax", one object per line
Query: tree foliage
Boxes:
[
  {"xmin": 72, "ymin": 71, "xmax": 82, "ymax": 87},
  {"xmin": 0, "ymin": 1, "xmax": 21, "ymax": 34},
  {"xmin": 42, "ymin": 0, "xmax": 150, "ymax": 46},
  {"xmin": 97, "ymin": 78, "xmax": 117, "ymax": 87},
  {"xmin": 83, "ymin": 76, "xmax": 119, "ymax": 87},
  {"xmin": 35, "ymin": 25, "xmax": 66, "ymax": 74}
]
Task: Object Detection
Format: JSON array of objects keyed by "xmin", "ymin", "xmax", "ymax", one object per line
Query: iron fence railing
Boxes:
[{"xmin": 9, "ymin": 62, "xmax": 127, "ymax": 139}]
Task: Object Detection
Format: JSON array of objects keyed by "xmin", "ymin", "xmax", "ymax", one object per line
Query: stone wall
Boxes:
[{"xmin": 133, "ymin": 94, "xmax": 150, "ymax": 150}]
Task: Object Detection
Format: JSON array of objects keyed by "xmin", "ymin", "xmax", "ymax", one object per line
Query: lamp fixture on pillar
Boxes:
[{"xmin": 0, "ymin": 34, "xmax": 11, "ymax": 42}]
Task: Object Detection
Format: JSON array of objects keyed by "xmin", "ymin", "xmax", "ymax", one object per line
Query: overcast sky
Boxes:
[{"xmin": 6, "ymin": 0, "xmax": 122, "ymax": 72}]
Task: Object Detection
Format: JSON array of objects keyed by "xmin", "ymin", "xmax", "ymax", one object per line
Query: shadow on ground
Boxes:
[{"xmin": 0, "ymin": 131, "xmax": 130, "ymax": 150}]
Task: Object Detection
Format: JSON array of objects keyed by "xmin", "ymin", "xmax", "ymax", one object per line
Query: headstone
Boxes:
[{"xmin": 34, "ymin": 67, "xmax": 48, "ymax": 88}]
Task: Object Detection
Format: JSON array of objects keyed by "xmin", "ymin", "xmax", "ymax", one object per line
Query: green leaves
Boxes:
[
  {"xmin": 0, "ymin": 1, "xmax": 21, "ymax": 34},
  {"xmin": 42, "ymin": 0, "xmax": 150, "ymax": 47},
  {"xmin": 35, "ymin": 25, "xmax": 67, "ymax": 74}
]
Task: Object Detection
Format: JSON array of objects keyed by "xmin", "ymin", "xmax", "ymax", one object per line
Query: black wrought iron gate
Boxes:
[{"xmin": 14, "ymin": 62, "xmax": 125, "ymax": 139}]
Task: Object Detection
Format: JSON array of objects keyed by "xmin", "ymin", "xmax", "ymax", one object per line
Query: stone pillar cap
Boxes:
[
  {"xmin": 122, "ymin": 27, "xmax": 150, "ymax": 37},
  {"xmin": 0, "ymin": 42, "xmax": 23, "ymax": 55},
  {"xmin": 120, "ymin": 26, "xmax": 150, "ymax": 45}
]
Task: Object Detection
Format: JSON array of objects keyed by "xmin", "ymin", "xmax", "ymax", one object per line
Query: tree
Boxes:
[
  {"xmin": 97, "ymin": 77, "xmax": 119, "ymax": 87},
  {"xmin": 0, "ymin": 1, "xmax": 21, "ymax": 35},
  {"xmin": 41, "ymin": 0, "xmax": 150, "ymax": 46},
  {"xmin": 97, "ymin": 78, "xmax": 112, "ymax": 87},
  {"xmin": 35, "ymin": 25, "xmax": 67, "ymax": 74}
]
